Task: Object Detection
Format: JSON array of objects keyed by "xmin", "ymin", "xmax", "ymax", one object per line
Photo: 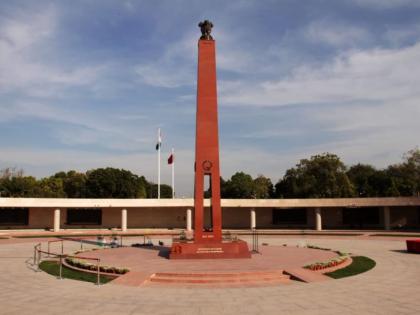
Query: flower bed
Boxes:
[
  {"xmin": 65, "ymin": 257, "xmax": 130, "ymax": 275},
  {"xmin": 304, "ymin": 245, "xmax": 350, "ymax": 271}
]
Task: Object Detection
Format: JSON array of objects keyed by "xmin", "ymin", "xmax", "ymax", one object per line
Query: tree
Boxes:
[
  {"xmin": 147, "ymin": 184, "xmax": 173, "ymax": 198},
  {"xmin": 137, "ymin": 176, "xmax": 148, "ymax": 198},
  {"xmin": 347, "ymin": 164, "xmax": 380, "ymax": 197},
  {"xmin": 36, "ymin": 177, "xmax": 66, "ymax": 197},
  {"xmin": 253, "ymin": 175, "xmax": 274, "ymax": 198},
  {"xmin": 224, "ymin": 172, "xmax": 255, "ymax": 198},
  {"xmin": 398, "ymin": 148, "xmax": 420, "ymax": 196},
  {"xmin": 53, "ymin": 170, "xmax": 87, "ymax": 198},
  {"xmin": 85, "ymin": 168, "xmax": 143, "ymax": 198},
  {"xmin": 0, "ymin": 174, "xmax": 39, "ymax": 197},
  {"xmin": 275, "ymin": 153, "xmax": 354, "ymax": 198}
]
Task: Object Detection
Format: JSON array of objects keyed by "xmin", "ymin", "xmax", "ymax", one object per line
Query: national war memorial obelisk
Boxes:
[{"xmin": 170, "ymin": 21, "xmax": 251, "ymax": 259}]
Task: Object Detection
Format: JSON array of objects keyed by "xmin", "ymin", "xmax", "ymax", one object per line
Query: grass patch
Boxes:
[
  {"xmin": 39, "ymin": 260, "xmax": 113, "ymax": 284},
  {"xmin": 370, "ymin": 234, "xmax": 420, "ymax": 237},
  {"xmin": 325, "ymin": 256, "xmax": 376, "ymax": 279}
]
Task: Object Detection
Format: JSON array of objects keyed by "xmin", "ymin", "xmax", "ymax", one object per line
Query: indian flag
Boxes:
[{"xmin": 155, "ymin": 129, "xmax": 162, "ymax": 150}]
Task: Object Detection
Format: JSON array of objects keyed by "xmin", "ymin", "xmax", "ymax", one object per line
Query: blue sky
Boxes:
[{"xmin": 1, "ymin": 0, "xmax": 420, "ymax": 196}]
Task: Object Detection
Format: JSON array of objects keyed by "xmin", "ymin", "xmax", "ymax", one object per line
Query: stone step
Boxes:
[
  {"xmin": 284, "ymin": 268, "xmax": 331, "ymax": 283},
  {"xmin": 149, "ymin": 271, "xmax": 290, "ymax": 285},
  {"xmin": 153, "ymin": 270, "xmax": 285, "ymax": 278}
]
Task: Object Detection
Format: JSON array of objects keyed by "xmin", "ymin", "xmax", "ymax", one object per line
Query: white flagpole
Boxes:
[
  {"xmin": 171, "ymin": 148, "xmax": 175, "ymax": 199},
  {"xmin": 157, "ymin": 128, "xmax": 161, "ymax": 199}
]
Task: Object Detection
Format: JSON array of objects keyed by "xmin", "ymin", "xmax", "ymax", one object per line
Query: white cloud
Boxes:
[
  {"xmin": 0, "ymin": 6, "xmax": 102, "ymax": 96},
  {"xmin": 135, "ymin": 32, "xmax": 197, "ymax": 88},
  {"xmin": 222, "ymin": 42, "xmax": 420, "ymax": 106},
  {"xmin": 383, "ymin": 24, "xmax": 420, "ymax": 46},
  {"xmin": 305, "ymin": 20, "xmax": 371, "ymax": 47},
  {"xmin": 134, "ymin": 29, "xmax": 258, "ymax": 88},
  {"xmin": 218, "ymin": 42, "xmax": 420, "ymax": 175},
  {"xmin": 351, "ymin": 0, "xmax": 420, "ymax": 9}
]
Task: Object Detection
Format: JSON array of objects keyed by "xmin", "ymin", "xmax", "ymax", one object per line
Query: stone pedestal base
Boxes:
[
  {"xmin": 406, "ymin": 239, "xmax": 420, "ymax": 253},
  {"xmin": 170, "ymin": 240, "xmax": 251, "ymax": 259}
]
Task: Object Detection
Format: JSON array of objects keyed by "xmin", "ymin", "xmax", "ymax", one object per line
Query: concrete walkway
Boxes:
[{"xmin": 0, "ymin": 236, "xmax": 419, "ymax": 315}]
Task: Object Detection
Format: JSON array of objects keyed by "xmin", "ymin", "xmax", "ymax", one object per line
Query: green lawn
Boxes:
[
  {"xmin": 39, "ymin": 260, "xmax": 113, "ymax": 284},
  {"xmin": 325, "ymin": 256, "xmax": 376, "ymax": 279}
]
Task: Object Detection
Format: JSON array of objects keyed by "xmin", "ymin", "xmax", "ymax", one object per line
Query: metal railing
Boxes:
[
  {"xmin": 251, "ymin": 228, "xmax": 259, "ymax": 253},
  {"xmin": 34, "ymin": 240, "xmax": 104, "ymax": 285}
]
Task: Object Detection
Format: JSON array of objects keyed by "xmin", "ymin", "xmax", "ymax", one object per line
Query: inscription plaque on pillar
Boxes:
[{"xmin": 170, "ymin": 21, "xmax": 251, "ymax": 259}]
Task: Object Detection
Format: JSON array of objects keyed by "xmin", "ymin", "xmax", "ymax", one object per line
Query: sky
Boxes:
[{"xmin": 1, "ymin": 0, "xmax": 420, "ymax": 197}]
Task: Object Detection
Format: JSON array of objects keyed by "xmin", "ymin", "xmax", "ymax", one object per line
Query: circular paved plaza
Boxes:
[{"xmin": 0, "ymin": 236, "xmax": 419, "ymax": 315}]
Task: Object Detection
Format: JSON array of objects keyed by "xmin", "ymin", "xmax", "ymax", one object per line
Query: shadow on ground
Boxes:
[
  {"xmin": 131, "ymin": 245, "xmax": 171, "ymax": 258},
  {"xmin": 389, "ymin": 249, "xmax": 419, "ymax": 254}
]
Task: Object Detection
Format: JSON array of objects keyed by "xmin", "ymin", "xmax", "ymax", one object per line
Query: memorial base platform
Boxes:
[{"xmin": 170, "ymin": 240, "xmax": 251, "ymax": 259}]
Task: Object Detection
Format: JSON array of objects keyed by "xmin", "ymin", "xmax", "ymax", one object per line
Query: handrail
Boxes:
[
  {"xmin": 252, "ymin": 228, "xmax": 259, "ymax": 253},
  {"xmin": 34, "ymin": 238, "xmax": 106, "ymax": 285},
  {"xmin": 47, "ymin": 239, "xmax": 64, "ymax": 256}
]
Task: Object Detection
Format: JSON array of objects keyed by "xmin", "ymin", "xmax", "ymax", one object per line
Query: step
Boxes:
[
  {"xmin": 153, "ymin": 270, "xmax": 285, "ymax": 278},
  {"xmin": 284, "ymin": 268, "xmax": 331, "ymax": 283},
  {"xmin": 110, "ymin": 271, "xmax": 149, "ymax": 286},
  {"xmin": 149, "ymin": 271, "xmax": 290, "ymax": 285},
  {"xmin": 150, "ymin": 276, "xmax": 290, "ymax": 284}
]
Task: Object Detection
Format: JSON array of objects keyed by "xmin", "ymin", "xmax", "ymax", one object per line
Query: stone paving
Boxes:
[
  {"xmin": 75, "ymin": 245, "xmax": 337, "ymax": 273},
  {"xmin": 0, "ymin": 236, "xmax": 419, "ymax": 315}
]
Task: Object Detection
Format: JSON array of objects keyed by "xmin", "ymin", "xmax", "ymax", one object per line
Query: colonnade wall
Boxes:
[{"xmin": 0, "ymin": 205, "xmax": 419, "ymax": 231}]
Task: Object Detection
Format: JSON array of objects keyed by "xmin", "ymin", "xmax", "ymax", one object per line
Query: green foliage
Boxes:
[
  {"xmin": 275, "ymin": 153, "xmax": 354, "ymax": 198},
  {"xmin": 219, "ymin": 173, "xmax": 274, "ymax": 199},
  {"xmin": 325, "ymin": 256, "xmax": 376, "ymax": 279},
  {"xmin": 85, "ymin": 168, "xmax": 146, "ymax": 198},
  {"xmin": 1, "ymin": 148, "xmax": 419, "ymax": 199},
  {"xmin": 37, "ymin": 177, "xmax": 66, "ymax": 197},
  {"xmin": 386, "ymin": 148, "xmax": 420, "ymax": 196},
  {"xmin": 345, "ymin": 164, "xmax": 398, "ymax": 197},
  {"xmin": 147, "ymin": 183, "xmax": 173, "ymax": 198},
  {"xmin": 253, "ymin": 175, "xmax": 274, "ymax": 198},
  {"xmin": 0, "ymin": 168, "xmax": 39, "ymax": 197},
  {"xmin": 224, "ymin": 172, "xmax": 255, "ymax": 198},
  {"xmin": 54, "ymin": 171, "xmax": 87, "ymax": 198},
  {"xmin": 39, "ymin": 260, "xmax": 112, "ymax": 284},
  {"xmin": 137, "ymin": 176, "xmax": 148, "ymax": 198}
]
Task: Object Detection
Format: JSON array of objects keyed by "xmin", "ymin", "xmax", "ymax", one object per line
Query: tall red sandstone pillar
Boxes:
[
  {"xmin": 169, "ymin": 21, "xmax": 250, "ymax": 259},
  {"xmin": 194, "ymin": 36, "xmax": 222, "ymax": 242}
]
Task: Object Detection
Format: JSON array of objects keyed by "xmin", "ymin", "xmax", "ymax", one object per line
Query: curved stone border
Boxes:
[
  {"xmin": 62, "ymin": 259, "xmax": 121, "ymax": 279},
  {"xmin": 316, "ymin": 256, "xmax": 353, "ymax": 274}
]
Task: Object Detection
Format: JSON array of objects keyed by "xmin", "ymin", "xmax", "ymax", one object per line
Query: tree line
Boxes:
[
  {"xmin": 1, "ymin": 148, "xmax": 419, "ymax": 199},
  {"xmin": 0, "ymin": 168, "xmax": 172, "ymax": 198}
]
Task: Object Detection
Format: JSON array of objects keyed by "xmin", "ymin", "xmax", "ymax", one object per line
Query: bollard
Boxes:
[
  {"xmin": 96, "ymin": 260, "xmax": 100, "ymax": 286},
  {"xmin": 80, "ymin": 240, "xmax": 83, "ymax": 251},
  {"xmin": 37, "ymin": 250, "xmax": 41, "ymax": 270},
  {"xmin": 61, "ymin": 240, "xmax": 64, "ymax": 254},
  {"xmin": 47, "ymin": 242, "xmax": 50, "ymax": 257},
  {"xmin": 59, "ymin": 256, "xmax": 63, "ymax": 280}
]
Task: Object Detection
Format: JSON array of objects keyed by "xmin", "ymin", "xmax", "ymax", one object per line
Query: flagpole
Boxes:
[
  {"xmin": 171, "ymin": 148, "xmax": 175, "ymax": 199},
  {"xmin": 157, "ymin": 128, "xmax": 161, "ymax": 199}
]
